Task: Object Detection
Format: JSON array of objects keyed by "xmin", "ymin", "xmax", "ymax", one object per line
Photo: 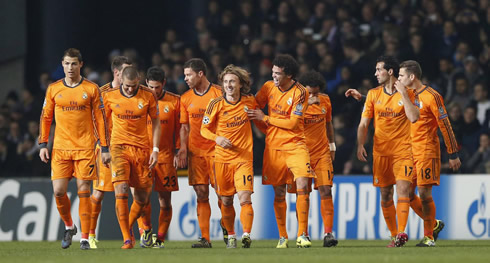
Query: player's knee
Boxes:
[
  {"xmin": 53, "ymin": 189, "xmax": 66, "ymax": 197},
  {"xmin": 222, "ymin": 196, "xmax": 233, "ymax": 206}
]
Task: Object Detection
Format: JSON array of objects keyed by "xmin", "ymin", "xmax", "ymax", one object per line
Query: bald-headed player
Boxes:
[{"xmin": 101, "ymin": 66, "xmax": 161, "ymax": 249}]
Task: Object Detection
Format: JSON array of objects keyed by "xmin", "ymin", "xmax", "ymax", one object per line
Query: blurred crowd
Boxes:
[{"xmin": 2, "ymin": 0, "xmax": 489, "ymax": 176}]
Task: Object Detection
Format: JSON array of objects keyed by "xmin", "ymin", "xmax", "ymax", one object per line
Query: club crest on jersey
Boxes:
[
  {"xmin": 164, "ymin": 106, "xmax": 169, "ymax": 113},
  {"xmin": 439, "ymin": 107, "xmax": 445, "ymax": 115},
  {"xmin": 414, "ymin": 99, "xmax": 423, "ymax": 108},
  {"xmin": 138, "ymin": 101, "xmax": 144, "ymax": 109},
  {"xmin": 112, "ymin": 171, "xmax": 116, "ymax": 177},
  {"xmin": 82, "ymin": 92, "xmax": 88, "ymax": 100},
  {"xmin": 244, "ymin": 106, "xmax": 249, "ymax": 112},
  {"xmin": 287, "ymin": 97, "xmax": 293, "ymax": 105},
  {"xmin": 203, "ymin": 116, "xmax": 210, "ymax": 125},
  {"xmin": 296, "ymin": 103, "xmax": 303, "ymax": 111},
  {"xmin": 322, "ymin": 107, "xmax": 326, "ymax": 114},
  {"xmin": 398, "ymin": 100, "xmax": 403, "ymax": 106}
]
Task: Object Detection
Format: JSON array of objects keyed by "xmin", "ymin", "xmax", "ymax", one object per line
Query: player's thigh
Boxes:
[
  {"xmin": 94, "ymin": 146, "xmax": 114, "ymax": 191},
  {"xmin": 312, "ymin": 156, "xmax": 334, "ymax": 189},
  {"xmin": 130, "ymin": 147, "xmax": 153, "ymax": 189},
  {"xmin": 214, "ymin": 162, "xmax": 235, "ymax": 196},
  {"xmin": 73, "ymin": 150, "xmax": 97, "ymax": 181},
  {"xmin": 393, "ymin": 157, "xmax": 415, "ymax": 183},
  {"xmin": 153, "ymin": 163, "xmax": 179, "ymax": 192},
  {"xmin": 373, "ymin": 156, "xmax": 396, "ymax": 187},
  {"xmin": 262, "ymin": 147, "xmax": 289, "ymax": 186},
  {"xmin": 188, "ymin": 155, "xmax": 211, "ymax": 186},
  {"xmin": 284, "ymin": 144, "xmax": 315, "ymax": 181},
  {"xmin": 234, "ymin": 161, "xmax": 254, "ymax": 194},
  {"xmin": 51, "ymin": 149, "xmax": 75, "ymax": 180},
  {"xmin": 415, "ymin": 158, "xmax": 440, "ymax": 186},
  {"xmin": 110, "ymin": 145, "xmax": 131, "ymax": 184}
]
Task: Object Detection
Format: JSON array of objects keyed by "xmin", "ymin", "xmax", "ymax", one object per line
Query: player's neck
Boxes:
[
  {"xmin": 279, "ymin": 79, "xmax": 295, "ymax": 91},
  {"xmin": 413, "ymin": 80, "xmax": 424, "ymax": 93},
  {"xmin": 226, "ymin": 93, "xmax": 240, "ymax": 103},
  {"xmin": 195, "ymin": 78, "xmax": 210, "ymax": 95},
  {"xmin": 112, "ymin": 79, "xmax": 120, "ymax": 88},
  {"xmin": 64, "ymin": 75, "xmax": 82, "ymax": 87},
  {"xmin": 383, "ymin": 77, "xmax": 397, "ymax": 94}
]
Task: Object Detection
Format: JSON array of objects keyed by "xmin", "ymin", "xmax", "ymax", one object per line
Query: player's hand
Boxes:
[
  {"xmin": 330, "ymin": 150, "xmax": 336, "ymax": 161},
  {"xmin": 448, "ymin": 157, "xmax": 461, "ymax": 171},
  {"xmin": 247, "ymin": 109, "xmax": 265, "ymax": 121},
  {"xmin": 39, "ymin": 148, "xmax": 50, "ymax": 163},
  {"xmin": 216, "ymin": 136, "xmax": 232, "ymax": 149},
  {"xmin": 176, "ymin": 147, "xmax": 187, "ymax": 168},
  {"xmin": 357, "ymin": 145, "xmax": 368, "ymax": 162},
  {"xmin": 101, "ymin": 152, "xmax": 111, "ymax": 168},
  {"xmin": 149, "ymin": 151, "xmax": 158, "ymax": 169},
  {"xmin": 394, "ymin": 80, "xmax": 408, "ymax": 95},
  {"xmin": 345, "ymin": 89, "xmax": 362, "ymax": 101},
  {"xmin": 308, "ymin": 95, "xmax": 320, "ymax": 105}
]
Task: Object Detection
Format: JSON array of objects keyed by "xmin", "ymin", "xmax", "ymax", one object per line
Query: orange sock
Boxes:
[
  {"xmin": 137, "ymin": 202, "xmax": 152, "ymax": 233},
  {"xmin": 296, "ymin": 190, "xmax": 310, "ymax": 237},
  {"xmin": 321, "ymin": 196, "xmax": 334, "ymax": 233},
  {"xmin": 222, "ymin": 203, "xmax": 236, "ymax": 235},
  {"xmin": 240, "ymin": 202, "xmax": 254, "ymax": 233},
  {"xmin": 381, "ymin": 200, "xmax": 398, "ymax": 237},
  {"xmin": 129, "ymin": 200, "xmax": 148, "ymax": 232},
  {"xmin": 55, "ymin": 193, "xmax": 73, "ymax": 228},
  {"xmin": 197, "ymin": 198, "xmax": 211, "ymax": 241},
  {"xmin": 78, "ymin": 190, "xmax": 91, "ymax": 239},
  {"xmin": 397, "ymin": 197, "xmax": 410, "ymax": 233},
  {"xmin": 422, "ymin": 197, "xmax": 436, "ymax": 239},
  {"xmin": 90, "ymin": 195, "xmax": 102, "ymax": 235},
  {"xmin": 158, "ymin": 206, "xmax": 172, "ymax": 241},
  {"xmin": 274, "ymin": 196, "xmax": 288, "ymax": 238},
  {"xmin": 410, "ymin": 195, "xmax": 424, "ymax": 218},
  {"xmin": 115, "ymin": 193, "xmax": 130, "ymax": 241}
]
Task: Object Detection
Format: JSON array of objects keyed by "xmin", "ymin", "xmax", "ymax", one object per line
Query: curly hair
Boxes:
[
  {"xmin": 218, "ymin": 64, "xmax": 252, "ymax": 95},
  {"xmin": 298, "ymin": 70, "xmax": 326, "ymax": 89},
  {"xmin": 272, "ymin": 54, "xmax": 299, "ymax": 78}
]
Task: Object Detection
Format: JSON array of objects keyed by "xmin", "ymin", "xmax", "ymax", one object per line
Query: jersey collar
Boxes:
[
  {"xmin": 119, "ymin": 84, "xmax": 140, "ymax": 98},
  {"xmin": 193, "ymin": 83, "xmax": 212, "ymax": 96},
  {"xmin": 63, "ymin": 77, "xmax": 84, "ymax": 88}
]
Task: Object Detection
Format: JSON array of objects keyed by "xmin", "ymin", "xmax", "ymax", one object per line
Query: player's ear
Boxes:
[
  {"xmin": 79, "ymin": 61, "xmax": 84, "ymax": 68},
  {"xmin": 410, "ymin": 74, "xmax": 415, "ymax": 81},
  {"xmin": 388, "ymin": 69, "xmax": 393, "ymax": 75},
  {"xmin": 162, "ymin": 79, "xmax": 167, "ymax": 87}
]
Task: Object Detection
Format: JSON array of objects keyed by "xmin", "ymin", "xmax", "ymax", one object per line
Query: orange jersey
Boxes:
[
  {"xmin": 304, "ymin": 93, "xmax": 332, "ymax": 160},
  {"xmin": 201, "ymin": 95, "xmax": 258, "ymax": 163},
  {"xmin": 147, "ymin": 91, "xmax": 181, "ymax": 163},
  {"xmin": 39, "ymin": 78, "xmax": 109, "ymax": 149},
  {"xmin": 361, "ymin": 86, "xmax": 415, "ymax": 158},
  {"xmin": 255, "ymin": 80, "xmax": 309, "ymax": 150},
  {"xmin": 411, "ymin": 86, "xmax": 459, "ymax": 158},
  {"xmin": 180, "ymin": 84, "xmax": 222, "ymax": 156},
  {"xmin": 98, "ymin": 82, "xmax": 117, "ymax": 137},
  {"xmin": 102, "ymin": 85, "xmax": 159, "ymax": 149}
]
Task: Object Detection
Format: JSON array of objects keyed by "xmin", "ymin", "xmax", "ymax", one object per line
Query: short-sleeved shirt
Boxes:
[
  {"xmin": 411, "ymin": 86, "xmax": 459, "ymax": 159},
  {"xmin": 304, "ymin": 93, "xmax": 332, "ymax": 161},
  {"xmin": 39, "ymin": 78, "xmax": 109, "ymax": 149},
  {"xmin": 255, "ymin": 80, "xmax": 309, "ymax": 150},
  {"xmin": 201, "ymin": 94, "xmax": 258, "ymax": 163},
  {"xmin": 180, "ymin": 84, "xmax": 222, "ymax": 156},
  {"xmin": 147, "ymin": 91, "xmax": 180, "ymax": 163},
  {"xmin": 103, "ymin": 85, "xmax": 159, "ymax": 149},
  {"xmin": 361, "ymin": 86, "xmax": 414, "ymax": 158}
]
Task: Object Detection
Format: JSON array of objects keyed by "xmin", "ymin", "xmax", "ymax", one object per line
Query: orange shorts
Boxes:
[
  {"xmin": 110, "ymin": 144, "xmax": 153, "ymax": 189},
  {"xmin": 312, "ymin": 155, "xmax": 334, "ymax": 188},
  {"xmin": 93, "ymin": 145, "xmax": 114, "ymax": 192},
  {"xmin": 51, "ymin": 149, "xmax": 96, "ymax": 181},
  {"xmin": 372, "ymin": 156, "xmax": 414, "ymax": 187},
  {"xmin": 262, "ymin": 144, "xmax": 315, "ymax": 186},
  {"xmin": 214, "ymin": 161, "xmax": 254, "ymax": 196},
  {"xmin": 153, "ymin": 163, "xmax": 179, "ymax": 192},
  {"xmin": 188, "ymin": 155, "xmax": 215, "ymax": 187},
  {"xmin": 413, "ymin": 158, "xmax": 440, "ymax": 186}
]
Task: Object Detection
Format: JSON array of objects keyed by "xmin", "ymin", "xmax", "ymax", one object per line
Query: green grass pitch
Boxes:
[{"xmin": 2, "ymin": 240, "xmax": 490, "ymax": 263}]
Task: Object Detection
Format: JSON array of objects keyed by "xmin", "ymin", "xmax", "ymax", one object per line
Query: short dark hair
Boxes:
[
  {"xmin": 183, "ymin": 58, "xmax": 207, "ymax": 76},
  {"xmin": 376, "ymin": 55, "xmax": 399, "ymax": 77},
  {"xmin": 399, "ymin": 60, "xmax": 422, "ymax": 79},
  {"xmin": 146, "ymin": 66, "xmax": 166, "ymax": 83},
  {"xmin": 111, "ymin": 56, "xmax": 132, "ymax": 72},
  {"xmin": 298, "ymin": 70, "xmax": 326, "ymax": 90},
  {"xmin": 273, "ymin": 54, "xmax": 299, "ymax": 78},
  {"xmin": 62, "ymin": 48, "xmax": 83, "ymax": 62},
  {"xmin": 122, "ymin": 66, "xmax": 139, "ymax": 80}
]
